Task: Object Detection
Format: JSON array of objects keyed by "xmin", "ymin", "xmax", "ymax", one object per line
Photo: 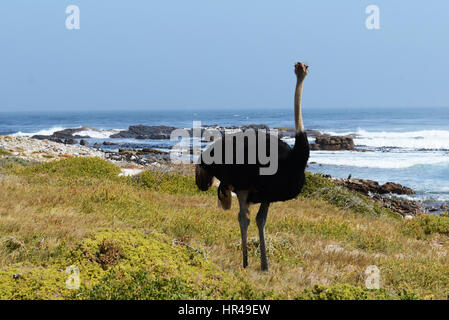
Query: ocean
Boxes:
[{"xmin": 1, "ymin": 107, "xmax": 448, "ymax": 204}]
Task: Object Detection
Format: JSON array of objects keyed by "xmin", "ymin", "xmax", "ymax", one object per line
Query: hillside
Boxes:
[{"xmin": 1, "ymin": 153, "xmax": 449, "ymax": 299}]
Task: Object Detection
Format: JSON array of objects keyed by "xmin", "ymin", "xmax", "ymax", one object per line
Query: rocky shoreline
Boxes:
[
  {"xmin": 1, "ymin": 130, "xmax": 446, "ymax": 218},
  {"xmin": 0, "ymin": 136, "xmax": 104, "ymax": 162},
  {"xmin": 332, "ymin": 177, "xmax": 419, "ymax": 217},
  {"xmin": 29, "ymin": 124, "xmax": 357, "ymax": 151}
]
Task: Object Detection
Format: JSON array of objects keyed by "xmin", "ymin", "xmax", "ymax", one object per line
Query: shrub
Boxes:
[
  {"xmin": 83, "ymin": 270, "xmax": 200, "ymax": 300},
  {"xmin": 0, "ymin": 229, "xmax": 261, "ymax": 300},
  {"xmin": 0, "ymin": 149, "xmax": 11, "ymax": 156},
  {"xmin": 402, "ymin": 214, "xmax": 449, "ymax": 239},
  {"xmin": 296, "ymin": 284, "xmax": 392, "ymax": 300},
  {"xmin": 71, "ymin": 229, "xmax": 260, "ymax": 300},
  {"xmin": 138, "ymin": 170, "xmax": 215, "ymax": 196},
  {"xmin": 0, "ymin": 157, "xmax": 34, "ymax": 168},
  {"xmin": 18, "ymin": 157, "xmax": 121, "ymax": 180}
]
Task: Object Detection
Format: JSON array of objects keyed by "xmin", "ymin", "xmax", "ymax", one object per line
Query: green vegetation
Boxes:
[
  {"xmin": 296, "ymin": 284, "xmax": 392, "ymax": 300},
  {"xmin": 19, "ymin": 156, "xmax": 121, "ymax": 180},
  {"xmin": 0, "ymin": 148, "xmax": 11, "ymax": 156},
  {"xmin": 138, "ymin": 169, "xmax": 216, "ymax": 196},
  {"xmin": 0, "ymin": 157, "xmax": 34, "ymax": 168},
  {"xmin": 0, "ymin": 156, "xmax": 448, "ymax": 300},
  {"xmin": 402, "ymin": 214, "xmax": 449, "ymax": 239}
]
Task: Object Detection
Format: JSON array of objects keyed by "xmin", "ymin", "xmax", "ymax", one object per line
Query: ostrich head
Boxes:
[{"xmin": 294, "ymin": 62, "xmax": 309, "ymax": 80}]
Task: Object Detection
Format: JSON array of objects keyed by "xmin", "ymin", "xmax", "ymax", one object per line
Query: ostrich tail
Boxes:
[
  {"xmin": 217, "ymin": 183, "xmax": 232, "ymax": 210},
  {"xmin": 195, "ymin": 165, "xmax": 214, "ymax": 191}
]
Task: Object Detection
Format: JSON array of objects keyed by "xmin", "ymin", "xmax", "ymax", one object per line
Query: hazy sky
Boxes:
[{"xmin": 1, "ymin": 1, "xmax": 449, "ymax": 111}]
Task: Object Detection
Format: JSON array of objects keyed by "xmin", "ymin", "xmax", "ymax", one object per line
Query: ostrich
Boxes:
[{"xmin": 195, "ymin": 62, "xmax": 310, "ymax": 271}]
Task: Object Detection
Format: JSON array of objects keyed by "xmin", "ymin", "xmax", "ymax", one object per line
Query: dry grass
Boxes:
[{"xmin": 1, "ymin": 157, "xmax": 449, "ymax": 299}]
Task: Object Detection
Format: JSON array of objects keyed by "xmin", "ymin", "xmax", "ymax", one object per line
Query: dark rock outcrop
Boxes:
[
  {"xmin": 105, "ymin": 147, "xmax": 169, "ymax": 164},
  {"xmin": 80, "ymin": 139, "xmax": 89, "ymax": 147},
  {"xmin": 331, "ymin": 177, "xmax": 419, "ymax": 216},
  {"xmin": 136, "ymin": 148, "xmax": 169, "ymax": 156},
  {"xmin": 379, "ymin": 182, "xmax": 415, "ymax": 195},
  {"xmin": 64, "ymin": 138, "xmax": 77, "ymax": 145},
  {"xmin": 201, "ymin": 124, "xmax": 270, "ymax": 138},
  {"xmin": 275, "ymin": 127, "xmax": 321, "ymax": 139},
  {"xmin": 111, "ymin": 124, "xmax": 275, "ymax": 141},
  {"xmin": 33, "ymin": 127, "xmax": 91, "ymax": 141},
  {"xmin": 110, "ymin": 125, "xmax": 178, "ymax": 140},
  {"xmin": 334, "ymin": 178, "xmax": 416, "ymax": 196},
  {"xmin": 372, "ymin": 194, "xmax": 421, "ymax": 216},
  {"xmin": 340, "ymin": 178, "xmax": 380, "ymax": 195},
  {"xmin": 311, "ymin": 134, "xmax": 355, "ymax": 151}
]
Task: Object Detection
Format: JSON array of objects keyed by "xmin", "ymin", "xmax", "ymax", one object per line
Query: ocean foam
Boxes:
[
  {"xmin": 11, "ymin": 127, "xmax": 67, "ymax": 137},
  {"xmin": 309, "ymin": 150, "xmax": 449, "ymax": 169},
  {"xmin": 323, "ymin": 129, "xmax": 449, "ymax": 150},
  {"xmin": 11, "ymin": 127, "xmax": 124, "ymax": 139},
  {"xmin": 76, "ymin": 129, "xmax": 123, "ymax": 139}
]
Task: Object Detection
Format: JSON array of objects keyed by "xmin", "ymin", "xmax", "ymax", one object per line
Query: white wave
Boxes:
[
  {"xmin": 391, "ymin": 193, "xmax": 449, "ymax": 203},
  {"xmin": 309, "ymin": 150, "xmax": 449, "ymax": 169},
  {"xmin": 281, "ymin": 137, "xmax": 315, "ymax": 145},
  {"xmin": 76, "ymin": 129, "xmax": 123, "ymax": 139},
  {"xmin": 11, "ymin": 127, "xmax": 124, "ymax": 139},
  {"xmin": 11, "ymin": 127, "xmax": 67, "ymax": 137},
  {"xmin": 323, "ymin": 129, "xmax": 449, "ymax": 150}
]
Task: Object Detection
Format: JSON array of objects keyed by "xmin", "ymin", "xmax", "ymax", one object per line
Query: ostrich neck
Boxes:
[{"xmin": 294, "ymin": 78, "xmax": 305, "ymax": 133}]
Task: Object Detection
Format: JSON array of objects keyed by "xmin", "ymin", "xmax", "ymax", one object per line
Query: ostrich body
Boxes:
[{"xmin": 195, "ymin": 62, "xmax": 310, "ymax": 271}]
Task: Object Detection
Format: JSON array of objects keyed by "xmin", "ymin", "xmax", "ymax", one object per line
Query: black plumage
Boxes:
[{"xmin": 197, "ymin": 131, "xmax": 309, "ymax": 204}]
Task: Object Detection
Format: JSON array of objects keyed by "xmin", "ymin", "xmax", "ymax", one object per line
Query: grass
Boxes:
[
  {"xmin": 0, "ymin": 149, "xmax": 11, "ymax": 156},
  {"xmin": 402, "ymin": 214, "xmax": 449, "ymax": 239},
  {"xmin": 1, "ymin": 157, "xmax": 449, "ymax": 299}
]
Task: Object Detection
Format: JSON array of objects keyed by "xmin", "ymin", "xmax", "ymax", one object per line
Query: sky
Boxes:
[{"xmin": 0, "ymin": 1, "xmax": 449, "ymax": 112}]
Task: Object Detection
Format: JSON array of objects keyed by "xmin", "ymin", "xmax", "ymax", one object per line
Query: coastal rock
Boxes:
[
  {"xmin": 330, "ymin": 176, "xmax": 419, "ymax": 216},
  {"xmin": 337, "ymin": 178, "xmax": 380, "ymax": 195},
  {"xmin": 118, "ymin": 149, "xmax": 136, "ymax": 156},
  {"xmin": 80, "ymin": 139, "xmax": 89, "ymax": 147},
  {"xmin": 111, "ymin": 124, "xmax": 279, "ymax": 141},
  {"xmin": 137, "ymin": 148, "xmax": 169, "ymax": 156},
  {"xmin": 64, "ymin": 138, "xmax": 77, "ymax": 145},
  {"xmin": 32, "ymin": 126, "xmax": 91, "ymax": 141},
  {"xmin": 379, "ymin": 182, "xmax": 415, "ymax": 195},
  {"xmin": 228, "ymin": 124, "xmax": 269, "ymax": 131},
  {"xmin": 104, "ymin": 149, "xmax": 169, "ymax": 164},
  {"xmin": 334, "ymin": 178, "xmax": 416, "ymax": 196},
  {"xmin": 372, "ymin": 194, "xmax": 420, "ymax": 216},
  {"xmin": 200, "ymin": 124, "xmax": 269, "ymax": 139},
  {"xmin": 103, "ymin": 141, "xmax": 118, "ymax": 146},
  {"xmin": 311, "ymin": 134, "xmax": 355, "ymax": 151},
  {"xmin": 275, "ymin": 127, "xmax": 321, "ymax": 139},
  {"xmin": 110, "ymin": 125, "xmax": 177, "ymax": 140}
]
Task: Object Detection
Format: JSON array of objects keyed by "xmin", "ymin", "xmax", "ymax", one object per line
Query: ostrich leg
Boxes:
[
  {"xmin": 256, "ymin": 202, "xmax": 270, "ymax": 271},
  {"xmin": 236, "ymin": 191, "xmax": 250, "ymax": 268}
]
